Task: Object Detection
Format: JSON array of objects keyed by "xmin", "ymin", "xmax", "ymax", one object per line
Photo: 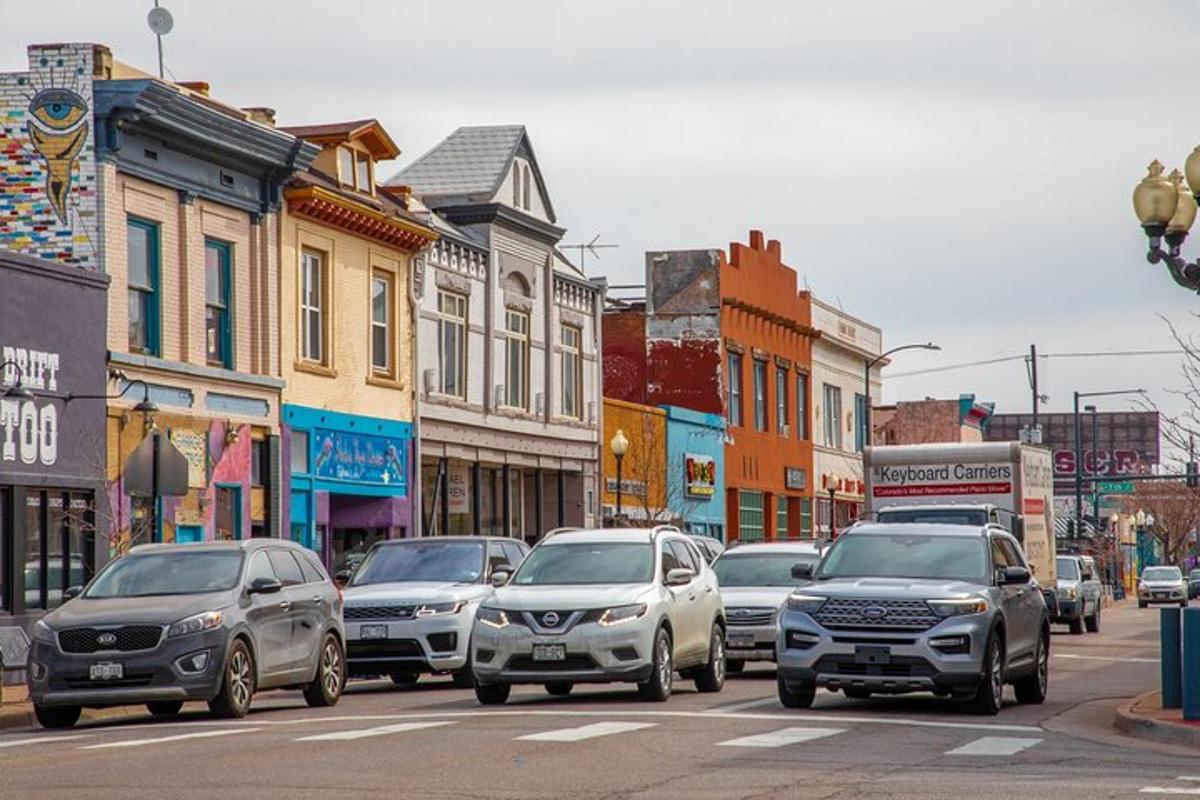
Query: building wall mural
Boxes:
[{"xmin": 0, "ymin": 43, "xmax": 100, "ymax": 268}]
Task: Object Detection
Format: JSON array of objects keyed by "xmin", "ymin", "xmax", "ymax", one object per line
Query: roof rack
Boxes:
[
  {"xmin": 649, "ymin": 524, "xmax": 682, "ymax": 541},
  {"xmin": 541, "ymin": 527, "xmax": 584, "ymax": 540}
]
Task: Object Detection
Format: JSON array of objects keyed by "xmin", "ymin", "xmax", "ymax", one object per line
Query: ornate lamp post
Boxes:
[
  {"xmin": 609, "ymin": 428, "xmax": 630, "ymax": 520},
  {"xmin": 863, "ymin": 343, "xmax": 939, "ymax": 448},
  {"xmin": 1132, "ymin": 159, "xmax": 1200, "ymax": 290}
]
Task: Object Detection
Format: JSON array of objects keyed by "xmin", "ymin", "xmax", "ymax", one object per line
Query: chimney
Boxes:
[
  {"xmin": 244, "ymin": 107, "xmax": 276, "ymax": 127},
  {"xmin": 178, "ymin": 81, "xmax": 210, "ymax": 96},
  {"xmin": 767, "ymin": 239, "xmax": 781, "ymax": 257},
  {"xmin": 92, "ymin": 45, "xmax": 113, "ymax": 79},
  {"xmin": 748, "ymin": 229, "xmax": 765, "ymax": 250}
]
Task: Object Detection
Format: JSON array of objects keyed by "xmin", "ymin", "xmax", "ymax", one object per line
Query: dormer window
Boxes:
[
  {"xmin": 337, "ymin": 145, "xmax": 374, "ymax": 195},
  {"xmin": 522, "ymin": 165, "xmax": 531, "ymax": 210},
  {"xmin": 338, "ymin": 147, "xmax": 354, "ymax": 186},
  {"xmin": 512, "ymin": 164, "xmax": 521, "ymax": 207},
  {"xmin": 356, "ymin": 157, "xmax": 372, "ymax": 194}
]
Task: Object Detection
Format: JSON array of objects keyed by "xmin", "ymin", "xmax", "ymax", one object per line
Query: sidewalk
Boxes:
[
  {"xmin": 0, "ymin": 684, "xmax": 149, "ymax": 732},
  {"xmin": 1116, "ymin": 691, "xmax": 1200, "ymax": 748}
]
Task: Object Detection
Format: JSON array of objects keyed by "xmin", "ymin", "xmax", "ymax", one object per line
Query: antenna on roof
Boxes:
[
  {"xmin": 147, "ymin": 2, "xmax": 174, "ymax": 80},
  {"xmin": 561, "ymin": 233, "xmax": 618, "ymax": 271}
]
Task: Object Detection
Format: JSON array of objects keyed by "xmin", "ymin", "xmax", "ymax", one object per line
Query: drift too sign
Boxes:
[{"xmin": 0, "ymin": 346, "xmax": 61, "ymax": 465}]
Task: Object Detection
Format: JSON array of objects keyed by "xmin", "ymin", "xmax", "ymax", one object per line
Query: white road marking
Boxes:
[
  {"xmin": 1141, "ymin": 789, "xmax": 1200, "ymax": 795},
  {"xmin": 294, "ymin": 721, "xmax": 455, "ymax": 742},
  {"xmin": 1178, "ymin": 778, "xmax": 1200, "ymax": 782},
  {"xmin": 706, "ymin": 697, "xmax": 780, "ymax": 714},
  {"xmin": 81, "ymin": 728, "xmax": 259, "ymax": 750},
  {"xmin": 1054, "ymin": 653, "xmax": 1158, "ymax": 664},
  {"xmin": 716, "ymin": 727, "xmax": 845, "ymax": 748},
  {"xmin": 946, "ymin": 736, "xmax": 1043, "ymax": 756},
  {"xmin": 516, "ymin": 721, "xmax": 656, "ymax": 742},
  {"xmin": 0, "ymin": 734, "xmax": 88, "ymax": 749}
]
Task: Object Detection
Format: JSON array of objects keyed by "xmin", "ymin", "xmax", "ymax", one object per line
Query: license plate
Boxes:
[
  {"xmin": 90, "ymin": 662, "xmax": 123, "ymax": 681},
  {"xmin": 532, "ymin": 644, "xmax": 566, "ymax": 662},
  {"xmin": 360, "ymin": 624, "xmax": 388, "ymax": 640},
  {"xmin": 854, "ymin": 645, "xmax": 890, "ymax": 666},
  {"xmin": 727, "ymin": 633, "xmax": 755, "ymax": 650}
]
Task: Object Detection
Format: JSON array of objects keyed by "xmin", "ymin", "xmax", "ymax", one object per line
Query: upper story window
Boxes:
[
  {"xmin": 854, "ymin": 393, "xmax": 869, "ymax": 452},
  {"xmin": 505, "ymin": 309, "xmax": 529, "ymax": 409},
  {"xmin": 776, "ymin": 366, "xmax": 788, "ymax": 436},
  {"xmin": 371, "ymin": 271, "xmax": 394, "ymax": 376},
  {"xmin": 126, "ymin": 216, "xmax": 161, "ymax": 356},
  {"xmin": 512, "ymin": 164, "xmax": 521, "ymax": 207},
  {"xmin": 823, "ymin": 383, "xmax": 843, "ymax": 449},
  {"xmin": 796, "ymin": 372, "xmax": 809, "ymax": 440},
  {"xmin": 753, "ymin": 360, "xmax": 768, "ymax": 432},
  {"xmin": 437, "ymin": 290, "xmax": 467, "ymax": 398},
  {"xmin": 338, "ymin": 147, "xmax": 354, "ymax": 186},
  {"xmin": 727, "ymin": 352, "xmax": 743, "ymax": 427},
  {"xmin": 300, "ymin": 248, "xmax": 326, "ymax": 364},
  {"xmin": 356, "ymin": 158, "xmax": 372, "ymax": 194},
  {"xmin": 522, "ymin": 165, "xmax": 531, "ymax": 210},
  {"xmin": 205, "ymin": 239, "xmax": 233, "ymax": 369},
  {"xmin": 337, "ymin": 146, "xmax": 373, "ymax": 195},
  {"xmin": 560, "ymin": 324, "xmax": 583, "ymax": 419}
]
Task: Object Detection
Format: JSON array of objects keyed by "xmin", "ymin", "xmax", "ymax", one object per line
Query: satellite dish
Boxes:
[{"xmin": 147, "ymin": 6, "xmax": 174, "ymax": 36}]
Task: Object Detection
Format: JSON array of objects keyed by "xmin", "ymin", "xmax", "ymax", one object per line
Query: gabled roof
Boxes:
[
  {"xmin": 279, "ymin": 118, "xmax": 400, "ymax": 160},
  {"xmin": 386, "ymin": 125, "xmax": 556, "ymax": 223}
]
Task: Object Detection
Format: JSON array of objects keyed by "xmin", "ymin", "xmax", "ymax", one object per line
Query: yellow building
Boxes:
[
  {"xmin": 277, "ymin": 119, "xmax": 438, "ymax": 572},
  {"xmin": 602, "ymin": 398, "xmax": 668, "ymax": 524}
]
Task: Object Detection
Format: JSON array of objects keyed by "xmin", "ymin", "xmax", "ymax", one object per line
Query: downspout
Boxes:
[{"xmin": 409, "ymin": 247, "xmax": 429, "ymax": 536}]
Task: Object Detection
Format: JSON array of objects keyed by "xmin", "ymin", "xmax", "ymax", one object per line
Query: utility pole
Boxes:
[
  {"xmin": 1073, "ymin": 391, "xmax": 1083, "ymax": 536},
  {"xmin": 1030, "ymin": 343, "xmax": 1039, "ymax": 426}
]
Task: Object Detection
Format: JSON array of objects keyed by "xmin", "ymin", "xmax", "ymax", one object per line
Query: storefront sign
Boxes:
[
  {"xmin": 686, "ymin": 454, "xmax": 716, "ymax": 497},
  {"xmin": 0, "ymin": 346, "xmax": 60, "ymax": 467},
  {"xmin": 447, "ymin": 463, "xmax": 469, "ymax": 514},
  {"xmin": 170, "ymin": 429, "xmax": 207, "ymax": 488},
  {"xmin": 784, "ymin": 467, "xmax": 807, "ymax": 491},
  {"xmin": 606, "ymin": 478, "xmax": 648, "ymax": 497},
  {"xmin": 871, "ymin": 462, "xmax": 1014, "ymax": 498},
  {"xmin": 311, "ymin": 427, "xmax": 408, "ymax": 490}
]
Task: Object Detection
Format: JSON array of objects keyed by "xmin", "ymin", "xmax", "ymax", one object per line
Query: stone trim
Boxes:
[{"xmin": 434, "ymin": 270, "xmax": 472, "ymax": 294}]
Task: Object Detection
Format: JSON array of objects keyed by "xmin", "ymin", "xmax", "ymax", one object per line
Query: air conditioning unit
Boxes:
[{"xmin": 423, "ymin": 368, "xmax": 435, "ymax": 395}]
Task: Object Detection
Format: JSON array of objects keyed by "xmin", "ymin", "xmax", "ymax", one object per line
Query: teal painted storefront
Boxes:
[{"xmin": 663, "ymin": 405, "xmax": 726, "ymax": 543}]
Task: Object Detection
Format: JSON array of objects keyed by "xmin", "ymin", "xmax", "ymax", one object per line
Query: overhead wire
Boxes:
[{"xmin": 886, "ymin": 349, "xmax": 1186, "ymax": 379}]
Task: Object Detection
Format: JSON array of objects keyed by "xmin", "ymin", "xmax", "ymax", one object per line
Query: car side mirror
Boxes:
[
  {"xmin": 491, "ymin": 570, "xmax": 511, "ymax": 588},
  {"xmin": 247, "ymin": 576, "xmax": 283, "ymax": 595},
  {"xmin": 665, "ymin": 567, "xmax": 694, "ymax": 587},
  {"xmin": 63, "ymin": 585, "xmax": 82, "ymax": 601},
  {"xmin": 333, "ymin": 570, "xmax": 351, "ymax": 588},
  {"xmin": 999, "ymin": 566, "xmax": 1031, "ymax": 586},
  {"xmin": 791, "ymin": 563, "xmax": 814, "ymax": 581}
]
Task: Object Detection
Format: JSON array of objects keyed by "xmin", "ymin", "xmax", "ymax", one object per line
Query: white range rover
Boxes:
[
  {"xmin": 342, "ymin": 536, "xmax": 529, "ymax": 687},
  {"xmin": 470, "ymin": 526, "xmax": 726, "ymax": 704}
]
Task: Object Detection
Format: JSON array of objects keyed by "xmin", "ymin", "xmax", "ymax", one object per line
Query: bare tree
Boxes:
[
  {"xmin": 1147, "ymin": 315, "xmax": 1200, "ymax": 464},
  {"xmin": 1123, "ymin": 480, "xmax": 1200, "ymax": 566},
  {"xmin": 609, "ymin": 415, "xmax": 712, "ymax": 528}
]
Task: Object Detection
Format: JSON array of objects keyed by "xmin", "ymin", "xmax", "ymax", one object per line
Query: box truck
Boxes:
[{"xmin": 862, "ymin": 442, "xmax": 1057, "ymax": 583}]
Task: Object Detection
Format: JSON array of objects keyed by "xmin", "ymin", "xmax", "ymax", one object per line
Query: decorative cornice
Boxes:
[
  {"xmin": 721, "ymin": 297, "xmax": 822, "ymax": 339},
  {"xmin": 436, "ymin": 203, "xmax": 566, "ymax": 246},
  {"xmin": 285, "ymin": 185, "xmax": 439, "ymax": 252}
]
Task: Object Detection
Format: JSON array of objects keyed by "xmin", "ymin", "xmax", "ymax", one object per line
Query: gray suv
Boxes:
[
  {"xmin": 1053, "ymin": 555, "xmax": 1102, "ymax": 634},
  {"xmin": 777, "ymin": 523, "xmax": 1049, "ymax": 716},
  {"xmin": 27, "ymin": 540, "xmax": 345, "ymax": 728}
]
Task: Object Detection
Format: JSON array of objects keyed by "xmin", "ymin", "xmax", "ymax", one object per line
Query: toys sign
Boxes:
[{"xmin": 685, "ymin": 453, "xmax": 716, "ymax": 498}]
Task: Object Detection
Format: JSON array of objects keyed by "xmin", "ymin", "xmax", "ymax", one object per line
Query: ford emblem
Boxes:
[
  {"xmin": 860, "ymin": 605, "xmax": 889, "ymax": 619},
  {"xmin": 96, "ymin": 632, "xmax": 118, "ymax": 647},
  {"xmin": 542, "ymin": 612, "xmax": 560, "ymax": 627}
]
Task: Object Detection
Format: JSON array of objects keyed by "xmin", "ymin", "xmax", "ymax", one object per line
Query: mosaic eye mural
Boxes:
[{"xmin": 25, "ymin": 86, "xmax": 89, "ymax": 224}]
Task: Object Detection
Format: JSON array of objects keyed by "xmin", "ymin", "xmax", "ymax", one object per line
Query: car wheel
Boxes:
[
  {"xmin": 843, "ymin": 687, "xmax": 871, "ymax": 700},
  {"xmin": 637, "ymin": 627, "xmax": 673, "ymax": 702},
  {"xmin": 451, "ymin": 666, "xmax": 474, "ymax": 689},
  {"xmin": 303, "ymin": 633, "xmax": 345, "ymax": 708},
  {"xmin": 1085, "ymin": 607, "xmax": 1100, "ymax": 634},
  {"xmin": 34, "ymin": 704, "xmax": 81, "ymax": 729},
  {"xmin": 694, "ymin": 625, "xmax": 726, "ymax": 693},
  {"xmin": 1139, "ymin": 601, "xmax": 1147, "ymax": 609},
  {"xmin": 1069, "ymin": 617, "xmax": 1084, "ymax": 635},
  {"xmin": 1014, "ymin": 628, "xmax": 1049, "ymax": 705},
  {"xmin": 475, "ymin": 682, "xmax": 511, "ymax": 705},
  {"xmin": 545, "ymin": 681, "xmax": 574, "ymax": 696},
  {"xmin": 390, "ymin": 671, "xmax": 420, "ymax": 686},
  {"xmin": 777, "ymin": 674, "xmax": 816, "ymax": 709},
  {"xmin": 725, "ymin": 659, "xmax": 745, "ymax": 674},
  {"xmin": 209, "ymin": 639, "xmax": 255, "ymax": 719},
  {"xmin": 968, "ymin": 630, "xmax": 1004, "ymax": 716},
  {"xmin": 146, "ymin": 701, "xmax": 184, "ymax": 717}
]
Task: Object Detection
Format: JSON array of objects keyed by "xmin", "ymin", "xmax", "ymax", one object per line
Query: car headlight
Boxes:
[
  {"xmin": 927, "ymin": 598, "xmax": 989, "ymax": 617},
  {"xmin": 32, "ymin": 620, "xmax": 56, "ymax": 644},
  {"xmin": 477, "ymin": 607, "xmax": 510, "ymax": 629},
  {"xmin": 598, "ymin": 604, "xmax": 647, "ymax": 627},
  {"xmin": 167, "ymin": 610, "xmax": 223, "ymax": 638},
  {"xmin": 786, "ymin": 594, "xmax": 828, "ymax": 613},
  {"xmin": 415, "ymin": 601, "xmax": 466, "ymax": 618}
]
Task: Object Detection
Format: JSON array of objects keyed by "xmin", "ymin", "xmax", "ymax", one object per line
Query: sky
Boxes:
[{"xmin": 5, "ymin": 0, "xmax": 1200, "ymax": 453}]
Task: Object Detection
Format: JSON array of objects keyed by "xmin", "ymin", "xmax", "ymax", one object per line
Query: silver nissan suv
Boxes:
[
  {"xmin": 776, "ymin": 523, "xmax": 1049, "ymax": 715},
  {"xmin": 470, "ymin": 526, "xmax": 726, "ymax": 704}
]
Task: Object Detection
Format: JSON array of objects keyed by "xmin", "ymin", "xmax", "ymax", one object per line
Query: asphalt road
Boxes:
[{"xmin": 0, "ymin": 602, "xmax": 1189, "ymax": 800}]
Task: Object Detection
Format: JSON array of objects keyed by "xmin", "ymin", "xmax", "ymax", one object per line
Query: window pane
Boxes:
[
  {"xmin": 372, "ymin": 277, "xmax": 388, "ymax": 325},
  {"xmin": 206, "ymin": 307, "xmax": 225, "ymax": 365},
  {"xmin": 128, "ymin": 289, "xmax": 147, "ymax": 351},
  {"xmin": 753, "ymin": 361, "xmax": 767, "ymax": 432},
  {"xmin": 205, "ymin": 244, "xmax": 226, "ymax": 305},
  {"xmin": 291, "ymin": 430, "xmax": 309, "ymax": 474},
  {"xmin": 776, "ymin": 497, "xmax": 789, "ymax": 539},
  {"xmin": 776, "ymin": 367, "xmax": 788, "ymax": 434},
  {"xmin": 338, "ymin": 148, "xmax": 354, "ymax": 184},
  {"xmin": 25, "ymin": 493, "xmax": 43, "ymax": 609},
  {"xmin": 738, "ymin": 491, "xmax": 764, "ymax": 542},
  {"xmin": 372, "ymin": 276, "xmax": 390, "ymax": 371},
  {"xmin": 356, "ymin": 157, "xmax": 371, "ymax": 191},
  {"xmin": 727, "ymin": 353, "xmax": 742, "ymax": 426},
  {"xmin": 796, "ymin": 374, "xmax": 808, "ymax": 440},
  {"xmin": 127, "ymin": 221, "xmax": 151, "ymax": 287}
]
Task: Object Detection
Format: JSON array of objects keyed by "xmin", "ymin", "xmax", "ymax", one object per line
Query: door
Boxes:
[
  {"xmin": 215, "ymin": 485, "xmax": 241, "ymax": 541},
  {"xmin": 1001, "ymin": 537, "xmax": 1042, "ymax": 657},
  {"xmin": 267, "ymin": 549, "xmax": 317, "ymax": 676},
  {"xmin": 242, "ymin": 550, "xmax": 291, "ymax": 680},
  {"xmin": 681, "ymin": 538, "xmax": 719, "ymax": 649},
  {"xmin": 662, "ymin": 539, "xmax": 702, "ymax": 661},
  {"xmin": 991, "ymin": 537, "xmax": 1033, "ymax": 663}
]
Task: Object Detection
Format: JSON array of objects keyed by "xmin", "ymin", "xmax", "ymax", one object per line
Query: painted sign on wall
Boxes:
[
  {"xmin": 311, "ymin": 427, "xmax": 408, "ymax": 490},
  {"xmin": 170, "ymin": 428, "xmax": 207, "ymax": 488},
  {"xmin": 685, "ymin": 453, "xmax": 716, "ymax": 497},
  {"xmin": 447, "ymin": 463, "xmax": 469, "ymax": 514}
]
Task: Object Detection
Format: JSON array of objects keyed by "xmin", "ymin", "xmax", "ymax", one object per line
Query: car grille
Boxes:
[
  {"xmin": 812, "ymin": 599, "xmax": 941, "ymax": 632},
  {"xmin": 57, "ymin": 626, "xmax": 163, "ymax": 654},
  {"xmin": 344, "ymin": 605, "xmax": 416, "ymax": 621},
  {"xmin": 347, "ymin": 639, "xmax": 424, "ymax": 659},
  {"xmin": 505, "ymin": 655, "xmax": 599, "ymax": 672},
  {"xmin": 725, "ymin": 607, "xmax": 776, "ymax": 627},
  {"xmin": 813, "ymin": 655, "xmax": 937, "ymax": 679}
]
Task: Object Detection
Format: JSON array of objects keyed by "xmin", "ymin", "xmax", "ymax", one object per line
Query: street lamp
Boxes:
[
  {"xmin": 1132, "ymin": 159, "xmax": 1200, "ymax": 291},
  {"xmin": 0, "ymin": 360, "xmax": 33, "ymax": 400},
  {"xmin": 863, "ymin": 343, "xmax": 940, "ymax": 447},
  {"xmin": 1073, "ymin": 389, "xmax": 1144, "ymax": 536},
  {"xmin": 610, "ymin": 428, "xmax": 629, "ymax": 520},
  {"xmin": 1085, "ymin": 404, "xmax": 1100, "ymax": 529}
]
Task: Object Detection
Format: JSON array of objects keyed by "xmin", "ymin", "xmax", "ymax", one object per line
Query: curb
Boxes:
[
  {"xmin": 0, "ymin": 702, "xmax": 150, "ymax": 733},
  {"xmin": 1115, "ymin": 691, "xmax": 1200, "ymax": 748}
]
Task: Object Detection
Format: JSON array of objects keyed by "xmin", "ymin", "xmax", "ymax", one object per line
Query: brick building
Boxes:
[{"xmin": 873, "ymin": 394, "xmax": 994, "ymax": 446}]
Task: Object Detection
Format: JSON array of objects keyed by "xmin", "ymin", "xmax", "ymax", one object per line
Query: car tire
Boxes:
[
  {"xmin": 1085, "ymin": 606, "xmax": 1100, "ymax": 634},
  {"xmin": 34, "ymin": 704, "xmax": 81, "ymax": 729},
  {"xmin": 1069, "ymin": 617, "xmax": 1084, "ymax": 635},
  {"xmin": 475, "ymin": 682, "xmax": 511, "ymax": 705},
  {"xmin": 968, "ymin": 630, "xmax": 1004, "ymax": 716},
  {"xmin": 545, "ymin": 681, "xmax": 574, "ymax": 696},
  {"xmin": 451, "ymin": 666, "xmax": 474, "ymax": 689},
  {"xmin": 843, "ymin": 687, "xmax": 871, "ymax": 700},
  {"xmin": 777, "ymin": 675, "xmax": 816, "ymax": 709},
  {"xmin": 637, "ymin": 627, "xmax": 673, "ymax": 702},
  {"xmin": 1014, "ymin": 628, "xmax": 1049, "ymax": 705},
  {"xmin": 694, "ymin": 625, "xmax": 726, "ymax": 693},
  {"xmin": 303, "ymin": 633, "xmax": 345, "ymax": 708},
  {"xmin": 146, "ymin": 701, "xmax": 184, "ymax": 717},
  {"xmin": 725, "ymin": 659, "xmax": 745, "ymax": 674},
  {"xmin": 390, "ymin": 671, "xmax": 420, "ymax": 686},
  {"xmin": 209, "ymin": 639, "xmax": 255, "ymax": 719}
]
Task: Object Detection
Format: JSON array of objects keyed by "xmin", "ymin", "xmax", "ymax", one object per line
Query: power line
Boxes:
[{"xmin": 887, "ymin": 348, "xmax": 1186, "ymax": 379}]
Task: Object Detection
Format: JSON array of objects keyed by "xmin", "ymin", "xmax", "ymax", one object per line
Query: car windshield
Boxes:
[
  {"xmin": 877, "ymin": 509, "xmax": 989, "ymax": 526},
  {"xmin": 350, "ymin": 541, "xmax": 484, "ymax": 586},
  {"xmin": 1191, "ymin": 570, "xmax": 1200, "ymax": 580},
  {"xmin": 713, "ymin": 553, "xmax": 819, "ymax": 587},
  {"xmin": 1056, "ymin": 558, "xmax": 1080, "ymax": 581},
  {"xmin": 816, "ymin": 533, "xmax": 987, "ymax": 582},
  {"xmin": 1143, "ymin": 567, "xmax": 1182, "ymax": 582},
  {"xmin": 85, "ymin": 551, "xmax": 243, "ymax": 598},
  {"xmin": 513, "ymin": 542, "xmax": 654, "ymax": 585}
]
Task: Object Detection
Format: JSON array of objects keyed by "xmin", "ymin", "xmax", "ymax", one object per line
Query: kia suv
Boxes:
[
  {"xmin": 342, "ymin": 536, "xmax": 528, "ymax": 687},
  {"xmin": 470, "ymin": 526, "xmax": 725, "ymax": 704},
  {"xmin": 777, "ymin": 523, "xmax": 1049, "ymax": 716}
]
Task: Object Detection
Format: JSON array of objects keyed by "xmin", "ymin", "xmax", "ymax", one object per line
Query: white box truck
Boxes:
[{"xmin": 862, "ymin": 442, "xmax": 1057, "ymax": 583}]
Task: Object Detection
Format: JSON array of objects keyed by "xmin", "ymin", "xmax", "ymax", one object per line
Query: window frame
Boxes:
[
  {"xmin": 355, "ymin": 154, "xmax": 373, "ymax": 195},
  {"xmin": 776, "ymin": 496, "xmax": 789, "ymax": 538},
  {"xmin": 738, "ymin": 490, "xmax": 765, "ymax": 542},
  {"xmin": 337, "ymin": 147, "xmax": 355, "ymax": 188},
  {"xmin": 299, "ymin": 248, "xmax": 327, "ymax": 365},
  {"xmin": 370, "ymin": 270, "xmax": 395, "ymax": 377},
  {"xmin": 436, "ymin": 290, "xmax": 468, "ymax": 398},
  {"xmin": 560, "ymin": 323, "xmax": 583, "ymax": 419},
  {"xmin": 126, "ymin": 216, "xmax": 161, "ymax": 357},
  {"xmin": 727, "ymin": 352, "xmax": 743, "ymax": 427},
  {"xmin": 505, "ymin": 308, "xmax": 530, "ymax": 409},
  {"xmin": 796, "ymin": 372, "xmax": 809, "ymax": 440},
  {"xmin": 753, "ymin": 359, "xmax": 768, "ymax": 432},
  {"xmin": 204, "ymin": 237, "xmax": 234, "ymax": 369},
  {"xmin": 775, "ymin": 366, "xmax": 788, "ymax": 436},
  {"xmin": 854, "ymin": 393, "xmax": 868, "ymax": 452},
  {"xmin": 823, "ymin": 383, "xmax": 843, "ymax": 449}
]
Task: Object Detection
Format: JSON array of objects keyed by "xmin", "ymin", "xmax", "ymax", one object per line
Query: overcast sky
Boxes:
[{"xmin": 6, "ymin": 1, "xmax": 1200, "ymax": 453}]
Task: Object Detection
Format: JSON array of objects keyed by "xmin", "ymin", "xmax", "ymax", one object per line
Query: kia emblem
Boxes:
[{"xmin": 96, "ymin": 632, "xmax": 118, "ymax": 647}]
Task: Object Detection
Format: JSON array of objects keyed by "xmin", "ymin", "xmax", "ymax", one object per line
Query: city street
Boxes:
[{"xmin": 0, "ymin": 603, "xmax": 1181, "ymax": 800}]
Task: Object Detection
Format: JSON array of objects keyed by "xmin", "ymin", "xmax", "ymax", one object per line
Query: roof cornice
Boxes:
[
  {"xmin": 285, "ymin": 185, "xmax": 439, "ymax": 251},
  {"xmin": 435, "ymin": 202, "xmax": 565, "ymax": 245}
]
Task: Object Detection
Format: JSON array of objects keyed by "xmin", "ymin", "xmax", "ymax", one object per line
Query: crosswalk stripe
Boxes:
[
  {"xmin": 716, "ymin": 727, "xmax": 845, "ymax": 748},
  {"xmin": 707, "ymin": 697, "xmax": 780, "ymax": 714},
  {"xmin": 516, "ymin": 722, "xmax": 656, "ymax": 742},
  {"xmin": 0, "ymin": 735, "xmax": 88, "ymax": 749},
  {"xmin": 946, "ymin": 736, "xmax": 1042, "ymax": 756},
  {"xmin": 1142, "ymin": 789, "xmax": 1200, "ymax": 796},
  {"xmin": 81, "ymin": 728, "xmax": 258, "ymax": 750},
  {"xmin": 1054, "ymin": 653, "xmax": 1158, "ymax": 664},
  {"xmin": 294, "ymin": 721, "xmax": 456, "ymax": 742}
]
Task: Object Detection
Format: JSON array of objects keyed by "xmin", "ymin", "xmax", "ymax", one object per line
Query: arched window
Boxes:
[
  {"xmin": 512, "ymin": 164, "xmax": 521, "ymax": 207},
  {"xmin": 522, "ymin": 165, "xmax": 531, "ymax": 210},
  {"xmin": 504, "ymin": 272, "xmax": 530, "ymax": 297}
]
